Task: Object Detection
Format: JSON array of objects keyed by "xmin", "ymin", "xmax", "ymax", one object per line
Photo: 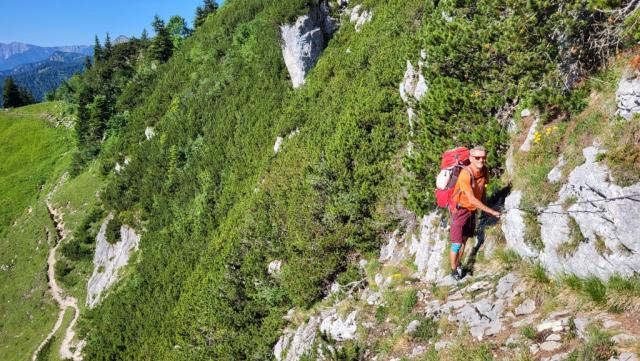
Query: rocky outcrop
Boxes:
[
  {"xmin": 503, "ymin": 146, "xmax": 640, "ymax": 280},
  {"xmin": 86, "ymin": 214, "xmax": 141, "ymax": 308},
  {"xmin": 379, "ymin": 211, "xmax": 449, "ymax": 282},
  {"xmin": 281, "ymin": 2, "xmax": 337, "ymax": 88},
  {"xmin": 616, "ymin": 74, "xmax": 640, "ymax": 120},
  {"xmin": 349, "ymin": 5, "xmax": 373, "ymax": 32},
  {"xmin": 399, "ymin": 59, "xmax": 427, "ymax": 104},
  {"xmin": 274, "ymin": 316, "xmax": 320, "ymax": 361}
]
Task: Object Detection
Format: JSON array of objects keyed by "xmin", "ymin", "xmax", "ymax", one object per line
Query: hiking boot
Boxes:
[
  {"xmin": 456, "ymin": 267, "xmax": 465, "ymax": 280},
  {"xmin": 451, "ymin": 269, "xmax": 461, "ymax": 281}
]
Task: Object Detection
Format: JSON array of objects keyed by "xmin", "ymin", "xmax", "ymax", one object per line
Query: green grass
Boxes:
[
  {"xmin": 557, "ymin": 217, "xmax": 584, "ymax": 257},
  {"xmin": 565, "ymin": 326, "xmax": 616, "ymax": 361},
  {"xmin": 0, "ymin": 107, "xmax": 73, "ymax": 361},
  {"xmin": 0, "ymin": 110, "xmax": 72, "ymax": 231}
]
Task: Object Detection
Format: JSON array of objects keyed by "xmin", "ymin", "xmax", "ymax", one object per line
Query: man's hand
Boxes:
[{"xmin": 491, "ymin": 210, "xmax": 501, "ymax": 219}]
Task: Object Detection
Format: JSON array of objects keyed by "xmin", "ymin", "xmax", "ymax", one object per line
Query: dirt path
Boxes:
[{"xmin": 32, "ymin": 175, "xmax": 84, "ymax": 361}]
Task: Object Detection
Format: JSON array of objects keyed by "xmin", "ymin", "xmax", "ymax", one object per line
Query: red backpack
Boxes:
[{"xmin": 435, "ymin": 147, "xmax": 470, "ymax": 210}]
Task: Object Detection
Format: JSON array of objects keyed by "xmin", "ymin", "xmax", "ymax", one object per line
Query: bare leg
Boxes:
[{"xmin": 449, "ymin": 237, "xmax": 468, "ymax": 271}]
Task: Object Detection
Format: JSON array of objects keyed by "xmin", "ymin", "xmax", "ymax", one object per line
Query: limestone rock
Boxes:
[
  {"xmin": 515, "ymin": 299, "xmax": 536, "ymax": 316},
  {"xmin": 612, "ymin": 333, "xmax": 638, "ymax": 344},
  {"xmin": 540, "ymin": 341, "xmax": 562, "ymax": 352},
  {"xmin": 86, "ymin": 214, "xmax": 141, "ymax": 308},
  {"xmin": 274, "ymin": 136, "xmax": 284, "ymax": 154},
  {"xmin": 547, "ymin": 155, "xmax": 567, "ymax": 183},
  {"xmin": 268, "ymin": 260, "xmax": 283, "ymax": 276},
  {"xmin": 144, "ymin": 126, "xmax": 155, "ymax": 140},
  {"xmin": 410, "ymin": 212, "xmax": 448, "ymax": 282},
  {"xmin": 521, "ymin": 108, "xmax": 532, "ymax": 117},
  {"xmin": 546, "ymin": 333, "xmax": 562, "ymax": 342},
  {"xmin": 616, "ymin": 75, "xmax": 640, "ymax": 120},
  {"xmin": 405, "ymin": 319, "xmax": 420, "ymax": 334},
  {"xmin": 349, "ymin": 5, "xmax": 373, "ymax": 32},
  {"xmin": 281, "ymin": 3, "xmax": 337, "ymax": 88},
  {"xmin": 399, "ymin": 60, "xmax": 427, "ymax": 103},
  {"xmin": 319, "ymin": 309, "xmax": 358, "ymax": 341},
  {"xmin": 538, "ymin": 147, "xmax": 640, "ymax": 280},
  {"xmin": 502, "ymin": 191, "xmax": 539, "ymax": 259},
  {"xmin": 274, "ymin": 316, "xmax": 320, "ymax": 361},
  {"xmin": 519, "ymin": 116, "xmax": 540, "ymax": 152}
]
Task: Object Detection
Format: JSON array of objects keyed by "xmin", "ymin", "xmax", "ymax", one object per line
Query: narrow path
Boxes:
[{"xmin": 32, "ymin": 175, "xmax": 83, "ymax": 361}]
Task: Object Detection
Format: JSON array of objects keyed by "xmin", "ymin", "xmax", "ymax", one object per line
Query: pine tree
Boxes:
[
  {"xmin": 93, "ymin": 35, "xmax": 103, "ymax": 63},
  {"xmin": 150, "ymin": 15, "xmax": 173, "ymax": 62},
  {"xmin": 194, "ymin": 0, "xmax": 218, "ymax": 29},
  {"xmin": 104, "ymin": 33, "xmax": 113, "ymax": 60},
  {"xmin": 3, "ymin": 77, "xmax": 22, "ymax": 108},
  {"xmin": 84, "ymin": 56, "xmax": 92, "ymax": 71}
]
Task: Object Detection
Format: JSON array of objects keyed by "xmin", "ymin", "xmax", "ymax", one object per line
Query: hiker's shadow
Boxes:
[{"xmin": 464, "ymin": 184, "xmax": 512, "ymax": 276}]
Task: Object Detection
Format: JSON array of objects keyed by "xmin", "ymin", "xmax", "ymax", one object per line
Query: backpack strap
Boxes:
[{"xmin": 450, "ymin": 166, "xmax": 476, "ymax": 212}]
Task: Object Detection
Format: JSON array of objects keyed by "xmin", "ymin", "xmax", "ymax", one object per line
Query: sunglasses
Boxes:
[{"xmin": 471, "ymin": 155, "xmax": 486, "ymax": 160}]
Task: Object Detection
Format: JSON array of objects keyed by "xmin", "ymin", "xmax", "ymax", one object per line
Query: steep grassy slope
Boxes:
[
  {"xmin": 80, "ymin": 0, "xmax": 420, "ymax": 359},
  {"xmin": 0, "ymin": 104, "xmax": 72, "ymax": 360}
]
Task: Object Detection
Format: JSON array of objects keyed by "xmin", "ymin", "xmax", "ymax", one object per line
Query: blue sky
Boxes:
[{"xmin": 0, "ymin": 1, "xmax": 221, "ymax": 46}]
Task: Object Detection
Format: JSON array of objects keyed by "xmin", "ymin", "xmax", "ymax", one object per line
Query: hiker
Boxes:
[{"xmin": 448, "ymin": 146, "xmax": 500, "ymax": 280}]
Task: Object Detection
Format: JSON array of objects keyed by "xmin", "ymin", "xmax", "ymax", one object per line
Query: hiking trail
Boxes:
[{"xmin": 32, "ymin": 174, "xmax": 84, "ymax": 361}]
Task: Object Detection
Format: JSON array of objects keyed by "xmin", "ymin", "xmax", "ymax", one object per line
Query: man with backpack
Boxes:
[{"xmin": 436, "ymin": 146, "xmax": 501, "ymax": 281}]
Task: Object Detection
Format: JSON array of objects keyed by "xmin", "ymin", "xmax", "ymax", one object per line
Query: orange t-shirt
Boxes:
[{"xmin": 453, "ymin": 167, "xmax": 487, "ymax": 211}]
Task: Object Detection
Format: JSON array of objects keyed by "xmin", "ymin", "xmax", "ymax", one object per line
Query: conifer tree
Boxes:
[
  {"xmin": 84, "ymin": 56, "xmax": 92, "ymax": 71},
  {"xmin": 194, "ymin": 0, "xmax": 218, "ymax": 29},
  {"xmin": 104, "ymin": 33, "xmax": 113, "ymax": 60},
  {"xmin": 2, "ymin": 77, "xmax": 21, "ymax": 108},
  {"xmin": 93, "ymin": 35, "xmax": 103, "ymax": 63},
  {"xmin": 150, "ymin": 15, "xmax": 173, "ymax": 62}
]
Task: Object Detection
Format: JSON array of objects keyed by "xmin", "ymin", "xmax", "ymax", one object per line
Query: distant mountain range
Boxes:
[
  {"xmin": 0, "ymin": 42, "xmax": 92, "ymax": 71},
  {"xmin": 0, "ymin": 51, "xmax": 87, "ymax": 106}
]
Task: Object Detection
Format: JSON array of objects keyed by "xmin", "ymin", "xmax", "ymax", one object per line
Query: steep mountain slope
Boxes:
[
  {"xmin": 70, "ymin": 0, "xmax": 640, "ymax": 359},
  {"xmin": 3, "ymin": 0, "xmax": 640, "ymax": 360}
]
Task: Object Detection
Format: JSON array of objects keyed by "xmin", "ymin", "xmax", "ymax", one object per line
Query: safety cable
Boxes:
[{"xmin": 497, "ymin": 193, "xmax": 640, "ymax": 215}]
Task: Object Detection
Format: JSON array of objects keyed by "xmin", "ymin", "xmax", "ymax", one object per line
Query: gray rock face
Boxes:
[
  {"xmin": 86, "ymin": 214, "xmax": 141, "ymax": 308},
  {"xmin": 536, "ymin": 147, "xmax": 640, "ymax": 279},
  {"xmin": 281, "ymin": 3, "xmax": 337, "ymax": 88},
  {"xmin": 616, "ymin": 75, "xmax": 640, "ymax": 120}
]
